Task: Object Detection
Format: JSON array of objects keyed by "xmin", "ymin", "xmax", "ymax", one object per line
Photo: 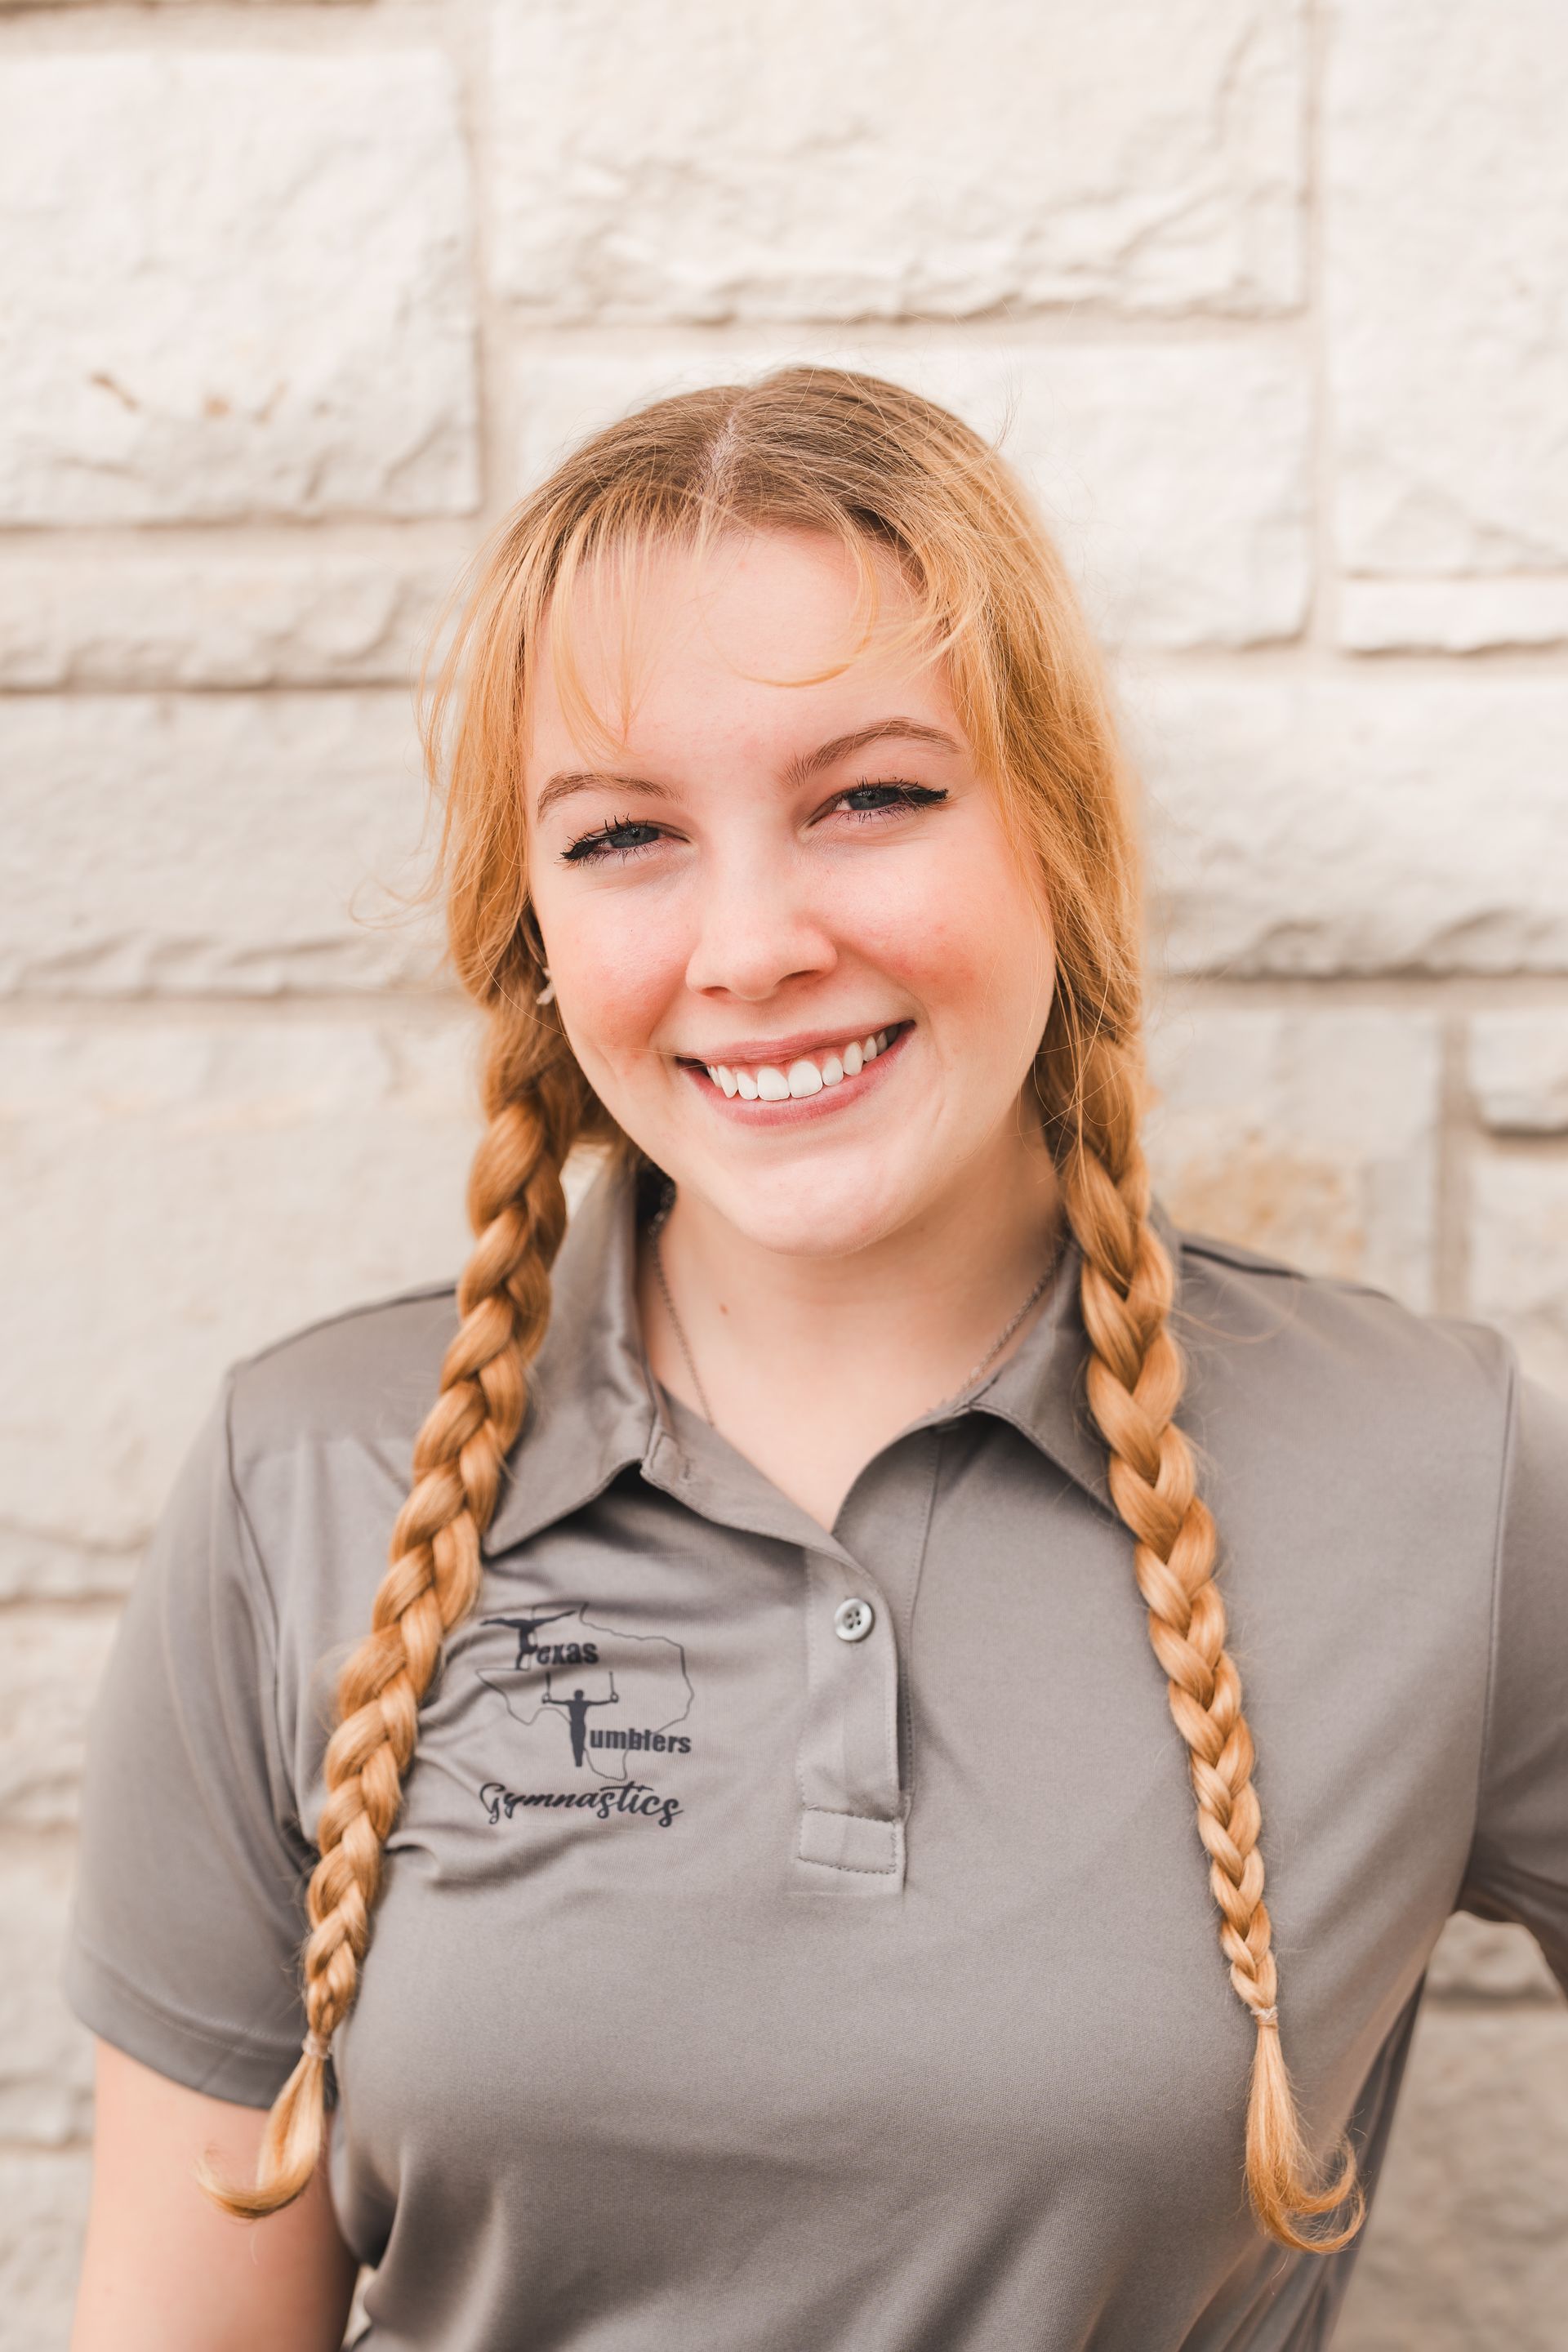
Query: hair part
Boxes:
[{"xmin": 207, "ymin": 363, "xmax": 1363, "ymax": 2252}]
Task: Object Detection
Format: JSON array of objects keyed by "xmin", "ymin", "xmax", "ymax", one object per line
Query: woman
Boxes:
[{"xmin": 66, "ymin": 368, "xmax": 1567, "ymax": 2350}]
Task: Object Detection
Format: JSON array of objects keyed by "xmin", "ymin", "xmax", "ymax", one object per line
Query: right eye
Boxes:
[{"xmin": 561, "ymin": 817, "xmax": 666, "ymax": 865}]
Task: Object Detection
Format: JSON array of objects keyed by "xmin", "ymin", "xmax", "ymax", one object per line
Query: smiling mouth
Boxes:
[{"xmin": 680, "ymin": 1022, "xmax": 910, "ymax": 1103}]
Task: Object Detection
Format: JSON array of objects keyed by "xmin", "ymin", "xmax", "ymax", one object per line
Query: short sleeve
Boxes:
[
  {"xmin": 1455, "ymin": 1356, "xmax": 1568, "ymax": 1993},
  {"xmin": 63, "ymin": 1370, "xmax": 313, "ymax": 2106}
]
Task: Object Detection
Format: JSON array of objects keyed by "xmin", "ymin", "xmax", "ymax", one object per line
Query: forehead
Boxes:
[{"xmin": 523, "ymin": 528, "xmax": 954, "ymax": 770}]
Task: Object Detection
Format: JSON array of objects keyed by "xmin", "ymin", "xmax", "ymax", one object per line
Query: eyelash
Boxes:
[{"xmin": 559, "ymin": 780, "xmax": 947, "ymax": 866}]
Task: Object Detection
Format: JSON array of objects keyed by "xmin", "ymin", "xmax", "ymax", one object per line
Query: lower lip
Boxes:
[{"xmin": 680, "ymin": 1023, "xmax": 913, "ymax": 1126}]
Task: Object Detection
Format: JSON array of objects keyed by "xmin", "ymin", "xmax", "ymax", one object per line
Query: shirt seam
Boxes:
[
  {"xmin": 219, "ymin": 1368, "xmax": 302, "ymax": 1843},
  {"xmin": 898, "ymin": 1429, "xmax": 945, "ymax": 1811},
  {"xmin": 1456, "ymin": 1335, "xmax": 1521, "ymax": 1909},
  {"xmin": 795, "ymin": 1812, "xmax": 902, "ymax": 1875}
]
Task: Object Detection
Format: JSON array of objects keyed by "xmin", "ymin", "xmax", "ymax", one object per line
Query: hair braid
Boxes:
[
  {"xmin": 203, "ymin": 1025, "xmax": 585, "ymax": 2220},
  {"xmin": 1057, "ymin": 1032, "xmax": 1364, "ymax": 2252}
]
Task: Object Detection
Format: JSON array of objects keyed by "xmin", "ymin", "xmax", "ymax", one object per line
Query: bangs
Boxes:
[{"xmin": 523, "ymin": 498, "xmax": 984, "ymax": 782}]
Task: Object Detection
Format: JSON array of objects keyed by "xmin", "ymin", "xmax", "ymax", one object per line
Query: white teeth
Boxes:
[{"xmin": 704, "ymin": 1025, "xmax": 899, "ymax": 1099}]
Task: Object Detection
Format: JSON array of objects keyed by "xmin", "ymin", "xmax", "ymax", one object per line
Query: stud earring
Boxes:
[{"xmin": 536, "ymin": 970, "xmax": 556, "ymax": 1007}]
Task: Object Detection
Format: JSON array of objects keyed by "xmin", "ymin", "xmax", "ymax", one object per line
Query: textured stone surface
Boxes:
[
  {"xmin": 0, "ymin": 549, "xmax": 458, "ymax": 690},
  {"xmin": 1427, "ymin": 1913, "xmax": 1563, "ymax": 2004},
  {"xmin": 1470, "ymin": 1012, "xmax": 1568, "ymax": 1134},
  {"xmin": 2, "ymin": 0, "xmax": 1565, "ymax": 2329},
  {"xmin": 490, "ymin": 0, "xmax": 1304, "ymax": 321},
  {"xmin": 1328, "ymin": 0, "xmax": 1568, "ymax": 579},
  {"xmin": 0, "ymin": 693, "xmax": 440, "ymax": 995},
  {"xmin": 1339, "ymin": 577, "xmax": 1568, "ymax": 653},
  {"xmin": 0, "ymin": 52, "xmax": 477, "ymax": 522},
  {"xmin": 0, "ymin": 1532, "xmax": 140, "ymax": 1609},
  {"xmin": 1468, "ymin": 1151, "xmax": 1568, "ymax": 1398},
  {"xmin": 0, "ymin": 2151, "xmax": 91, "ymax": 2352},
  {"xmin": 1335, "ymin": 2007, "xmax": 1568, "ymax": 2350},
  {"xmin": 1141, "ymin": 673, "xmax": 1568, "ymax": 975},
  {"xmin": 0, "ymin": 1612, "xmax": 118, "ymax": 1828},
  {"xmin": 0, "ymin": 1018, "xmax": 479, "ymax": 1558},
  {"xmin": 0, "ymin": 1837, "xmax": 94, "ymax": 2144},
  {"xmin": 1144, "ymin": 1004, "xmax": 1440, "ymax": 1307},
  {"xmin": 510, "ymin": 338, "xmax": 1312, "ymax": 650}
]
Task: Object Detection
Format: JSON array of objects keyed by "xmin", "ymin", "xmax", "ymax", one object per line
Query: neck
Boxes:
[{"xmin": 641, "ymin": 1122, "xmax": 1066, "ymax": 1525}]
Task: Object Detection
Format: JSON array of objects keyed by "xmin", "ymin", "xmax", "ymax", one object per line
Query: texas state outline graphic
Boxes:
[{"xmin": 475, "ymin": 1602, "xmax": 693, "ymax": 1781}]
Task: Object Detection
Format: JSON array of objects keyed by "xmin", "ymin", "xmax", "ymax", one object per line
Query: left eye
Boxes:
[{"xmin": 833, "ymin": 781, "xmax": 947, "ymax": 821}]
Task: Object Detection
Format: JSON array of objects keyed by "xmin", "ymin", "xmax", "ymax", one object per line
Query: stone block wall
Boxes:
[{"xmin": 1, "ymin": 2, "xmax": 1565, "ymax": 2343}]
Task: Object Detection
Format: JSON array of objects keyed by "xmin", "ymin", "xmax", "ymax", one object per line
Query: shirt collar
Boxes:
[{"xmin": 482, "ymin": 1151, "xmax": 1186, "ymax": 1556}]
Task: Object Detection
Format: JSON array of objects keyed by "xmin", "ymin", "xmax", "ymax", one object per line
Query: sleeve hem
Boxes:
[{"xmin": 62, "ymin": 1933, "xmax": 301, "ymax": 2111}]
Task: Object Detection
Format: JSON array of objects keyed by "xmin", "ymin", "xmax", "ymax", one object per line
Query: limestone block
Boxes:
[
  {"xmin": 1334, "ymin": 2007, "xmax": 1568, "ymax": 2351},
  {"xmin": 0, "ymin": 1612, "xmax": 118, "ymax": 1829},
  {"xmin": 0, "ymin": 549, "xmax": 461, "ymax": 690},
  {"xmin": 1468, "ymin": 1151, "xmax": 1568, "ymax": 1399},
  {"xmin": 1328, "ymin": 0, "xmax": 1568, "ymax": 578},
  {"xmin": 1339, "ymin": 577, "xmax": 1568, "ymax": 654},
  {"xmin": 1470, "ymin": 1012, "xmax": 1568, "ymax": 1135},
  {"xmin": 0, "ymin": 1836, "xmax": 94, "ymax": 2144},
  {"xmin": 0, "ymin": 52, "xmax": 477, "ymax": 522},
  {"xmin": 489, "ymin": 0, "xmax": 1304, "ymax": 321},
  {"xmin": 0, "ymin": 2152, "xmax": 91, "ymax": 2352},
  {"xmin": 0, "ymin": 1018, "xmax": 479, "ymax": 1563},
  {"xmin": 2, "ymin": 1, "xmax": 367, "ymax": 7},
  {"xmin": 0, "ymin": 1532, "xmax": 139, "ymax": 1608},
  {"xmin": 1140, "ymin": 671, "xmax": 1568, "ymax": 975},
  {"xmin": 507, "ymin": 337, "xmax": 1312, "ymax": 651},
  {"xmin": 1427, "ymin": 1913, "xmax": 1562, "ymax": 2005},
  {"xmin": 1143, "ymin": 1004, "xmax": 1439, "ymax": 1308},
  {"xmin": 0, "ymin": 693, "xmax": 442, "ymax": 995}
]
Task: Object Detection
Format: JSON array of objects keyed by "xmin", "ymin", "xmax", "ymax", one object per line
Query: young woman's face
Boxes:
[{"xmin": 523, "ymin": 528, "xmax": 1057, "ymax": 1258}]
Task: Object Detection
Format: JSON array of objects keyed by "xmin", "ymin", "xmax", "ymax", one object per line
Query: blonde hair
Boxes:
[{"xmin": 209, "ymin": 365, "xmax": 1363, "ymax": 2251}]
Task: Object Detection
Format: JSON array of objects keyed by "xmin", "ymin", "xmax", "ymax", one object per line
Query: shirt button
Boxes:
[{"xmin": 834, "ymin": 1597, "xmax": 875, "ymax": 1643}]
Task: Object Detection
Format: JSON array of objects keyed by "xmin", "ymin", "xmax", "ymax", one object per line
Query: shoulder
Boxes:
[
  {"xmin": 1168, "ymin": 1220, "xmax": 1517, "ymax": 1468},
  {"xmin": 224, "ymin": 1279, "xmax": 461, "ymax": 1474}
]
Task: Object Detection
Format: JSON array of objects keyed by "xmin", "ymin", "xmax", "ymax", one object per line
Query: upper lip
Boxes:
[{"xmin": 672, "ymin": 1021, "xmax": 906, "ymax": 1067}]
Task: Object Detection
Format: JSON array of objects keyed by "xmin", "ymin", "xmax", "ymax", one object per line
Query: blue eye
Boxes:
[
  {"xmin": 561, "ymin": 817, "xmax": 664, "ymax": 865},
  {"xmin": 835, "ymin": 781, "xmax": 947, "ymax": 821}
]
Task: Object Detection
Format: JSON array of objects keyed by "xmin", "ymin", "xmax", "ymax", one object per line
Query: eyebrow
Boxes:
[{"xmin": 534, "ymin": 718, "xmax": 964, "ymax": 822}]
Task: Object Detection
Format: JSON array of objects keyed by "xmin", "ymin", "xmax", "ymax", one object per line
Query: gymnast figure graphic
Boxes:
[
  {"xmin": 542, "ymin": 1672, "xmax": 620, "ymax": 1767},
  {"xmin": 480, "ymin": 1608, "xmax": 578, "ymax": 1671}
]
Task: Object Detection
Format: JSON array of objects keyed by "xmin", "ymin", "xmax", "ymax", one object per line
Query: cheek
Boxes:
[
  {"xmin": 833, "ymin": 840, "xmax": 1051, "ymax": 1037},
  {"xmin": 546, "ymin": 890, "xmax": 688, "ymax": 1071}
]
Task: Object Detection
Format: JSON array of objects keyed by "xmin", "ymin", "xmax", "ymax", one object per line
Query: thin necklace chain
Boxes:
[{"xmin": 647, "ymin": 1189, "xmax": 1064, "ymax": 1432}]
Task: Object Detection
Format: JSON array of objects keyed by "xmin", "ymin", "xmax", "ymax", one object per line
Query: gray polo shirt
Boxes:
[{"xmin": 65, "ymin": 1156, "xmax": 1568, "ymax": 2350}]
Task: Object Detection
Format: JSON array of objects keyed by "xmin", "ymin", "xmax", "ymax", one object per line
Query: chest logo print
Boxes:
[{"xmin": 476, "ymin": 1603, "xmax": 694, "ymax": 1784}]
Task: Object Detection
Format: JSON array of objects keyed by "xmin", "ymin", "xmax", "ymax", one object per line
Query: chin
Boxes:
[{"xmin": 696, "ymin": 1158, "xmax": 921, "ymax": 1262}]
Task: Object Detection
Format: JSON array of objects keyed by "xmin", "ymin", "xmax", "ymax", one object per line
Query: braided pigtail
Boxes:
[
  {"xmin": 1053, "ymin": 1028, "xmax": 1365, "ymax": 2251},
  {"xmin": 203, "ymin": 1010, "xmax": 589, "ymax": 2219}
]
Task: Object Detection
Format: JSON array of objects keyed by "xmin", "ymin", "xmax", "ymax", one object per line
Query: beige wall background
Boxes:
[{"xmin": 2, "ymin": 0, "xmax": 1566, "ymax": 2342}]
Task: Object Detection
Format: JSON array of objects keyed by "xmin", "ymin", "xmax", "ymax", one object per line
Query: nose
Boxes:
[{"xmin": 682, "ymin": 850, "xmax": 837, "ymax": 1002}]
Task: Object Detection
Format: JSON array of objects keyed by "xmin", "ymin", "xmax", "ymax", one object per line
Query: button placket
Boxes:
[{"xmin": 792, "ymin": 1548, "xmax": 906, "ymax": 1893}]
